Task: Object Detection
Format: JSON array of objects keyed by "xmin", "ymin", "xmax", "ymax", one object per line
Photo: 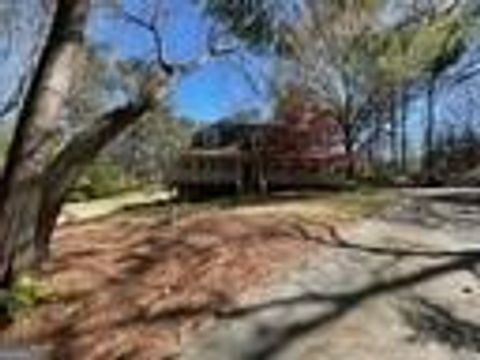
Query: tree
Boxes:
[
  {"xmin": 62, "ymin": 48, "xmax": 194, "ymax": 186},
  {"xmin": 106, "ymin": 106, "xmax": 195, "ymax": 184},
  {"xmin": 292, "ymin": 1, "xmax": 480, "ymax": 178},
  {"xmin": 377, "ymin": 1, "xmax": 480, "ymax": 177},
  {"xmin": 212, "ymin": 0, "xmax": 480, "ymax": 179},
  {"xmin": 0, "ymin": 0, "xmax": 248, "ymax": 287},
  {"xmin": 285, "ymin": 1, "xmax": 400, "ymax": 176},
  {"xmin": 0, "ymin": 0, "xmax": 96, "ymax": 285}
]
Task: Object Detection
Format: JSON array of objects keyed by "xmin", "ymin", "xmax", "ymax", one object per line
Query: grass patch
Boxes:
[
  {"xmin": 324, "ymin": 189, "xmax": 397, "ymax": 221},
  {"xmin": 193, "ymin": 189, "xmax": 398, "ymax": 224},
  {"xmin": 0, "ymin": 274, "xmax": 54, "ymax": 322}
]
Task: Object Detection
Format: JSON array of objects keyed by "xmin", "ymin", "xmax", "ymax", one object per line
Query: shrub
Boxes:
[
  {"xmin": 69, "ymin": 159, "xmax": 137, "ymax": 201},
  {"xmin": 0, "ymin": 274, "xmax": 54, "ymax": 321}
]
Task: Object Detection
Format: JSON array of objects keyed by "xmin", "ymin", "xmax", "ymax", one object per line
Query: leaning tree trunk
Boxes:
[
  {"xmin": 0, "ymin": 0, "xmax": 90, "ymax": 286},
  {"xmin": 34, "ymin": 102, "xmax": 151, "ymax": 263}
]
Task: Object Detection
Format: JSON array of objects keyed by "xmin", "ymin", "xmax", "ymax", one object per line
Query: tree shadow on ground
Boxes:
[
  {"xmin": 288, "ymin": 214, "xmax": 480, "ymax": 263},
  {"xmin": 420, "ymin": 191, "xmax": 480, "ymax": 206},
  {"xmin": 5, "ymin": 211, "xmax": 321, "ymax": 359},
  {"xmin": 216, "ymin": 253, "xmax": 480, "ymax": 360},
  {"xmin": 69, "ymin": 199, "xmax": 478, "ymax": 360},
  {"xmin": 381, "ymin": 192, "xmax": 480, "ymax": 229},
  {"xmin": 7, "ymin": 193, "xmax": 480, "ymax": 359},
  {"xmin": 205, "ymin": 213, "xmax": 480, "ymax": 360},
  {"xmin": 401, "ymin": 296, "xmax": 480, "ymax": 353}
]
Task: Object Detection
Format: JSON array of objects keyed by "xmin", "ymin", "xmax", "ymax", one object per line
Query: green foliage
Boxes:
[
  {"xmin": 69, "ymin": 158, "xmax": 136, "ymax": 201},
  {"xmin": 376, "ymin": 11, "xmax": 471, "ymax": 84},
  {"xmin": 0, "ymin": 274, "xmax": 53, "ymax": 319},
  {"xmin": 65, "ymin": 48, "xmax": 194, "ymax": 189},
  {"xmin": 106, "ymin": 107, "xmax": 195, "ymax": 184},
  {"xmin": 204, "ymin": 0, "xmax": 291, "ymax": 54}
]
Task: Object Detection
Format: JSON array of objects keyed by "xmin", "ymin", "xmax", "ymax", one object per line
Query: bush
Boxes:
[
  {"xmin": 69, "ymin": 159, "xmax": 137, "ymax": 201},
  {"xmin": 0, "ymin": 274, "xmax": 54, "ymax": 321}
]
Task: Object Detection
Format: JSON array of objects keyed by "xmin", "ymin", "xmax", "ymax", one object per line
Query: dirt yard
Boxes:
[
  {"xmin": 181, "ymin": 189, "xmax": 480, "ymax": 360},
  {"xmin": 0, "ymin": 191, "xmax": 391, "ymax": 359}
]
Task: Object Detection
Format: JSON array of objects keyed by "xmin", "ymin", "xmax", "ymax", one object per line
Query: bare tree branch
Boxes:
[
  {"xmin": 121, "ymin": 4, "xmax": 239, "ymax": 77},
  {"xmin": 121, "ymin": 8, "xmax": 175, "ymax": 75}
]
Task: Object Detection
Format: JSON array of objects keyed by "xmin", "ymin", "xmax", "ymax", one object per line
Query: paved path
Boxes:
[
  {"xmin": 59, "ymin": 190, "xmax": 172, "ymax": 224},
  {"xmin": 180, "ymin": 189, "xmax": 480, "ymax": 360}
]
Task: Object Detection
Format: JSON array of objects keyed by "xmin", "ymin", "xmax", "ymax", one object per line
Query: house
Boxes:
[{"xmin": 170, "ymin": 101, "xmax": 355, "ymax": 196}]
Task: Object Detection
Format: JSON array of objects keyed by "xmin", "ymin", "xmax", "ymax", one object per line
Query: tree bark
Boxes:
[
  {"xmin": 399, "ymin": 85, "xmax": 409, "ymax": 173},
  {"xmin": 0, "ymin": 0, "xmax": 90, "ymax": 286},
  {"xmin": 423, "ymin": 76, "xmax": 437, "ymax": 180},
  {"xmin": 343, "ymin": 89, "xmax": 356, "ymax": 179},
  {"xmin": 390, "ymin": 88, "xmax": 398, "ymax": 172},
  {"xmin": 34, "ymin": 102, "xmax": 150, "ymax": 263},
  {"xmin": 343, "ymin": 123, "xmax": 356, "ymax": 179}
]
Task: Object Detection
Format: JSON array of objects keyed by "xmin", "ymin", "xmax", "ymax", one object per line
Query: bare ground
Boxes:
[
  {"xmin": 0, "ymin": 191, "xmax": 389, "ymax": 359},
  {"xmin": 181, "ymin": 189, "xmax": 480, "ymax": 360}
]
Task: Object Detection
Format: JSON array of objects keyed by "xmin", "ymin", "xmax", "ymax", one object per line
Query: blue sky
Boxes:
[
  {"xmin": 1, "ymin": 0, "xmax": 479, "ymax": 141},
  {"xmin": 87, "ymin": 0, "xmax": 271, "ymax": 122}
]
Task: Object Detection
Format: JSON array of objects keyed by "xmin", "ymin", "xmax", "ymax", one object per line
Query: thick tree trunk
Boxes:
[
  {"xmin": 0, "ymin": 0, "xmax": 90, "ymax": 286},
  {"xmin": 0, "ymin": 181, "xmax": 43, "ymax": 286}
]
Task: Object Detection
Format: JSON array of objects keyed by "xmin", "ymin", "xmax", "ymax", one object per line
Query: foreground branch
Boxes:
[{"xmin": 34, "ymin": 98, "xmax": 154, "ymax": 262}]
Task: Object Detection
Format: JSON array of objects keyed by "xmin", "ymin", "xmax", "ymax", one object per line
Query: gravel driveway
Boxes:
[{"xmin": 180, "ymin": 189, "xmax": 480, "ymax": 360}]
